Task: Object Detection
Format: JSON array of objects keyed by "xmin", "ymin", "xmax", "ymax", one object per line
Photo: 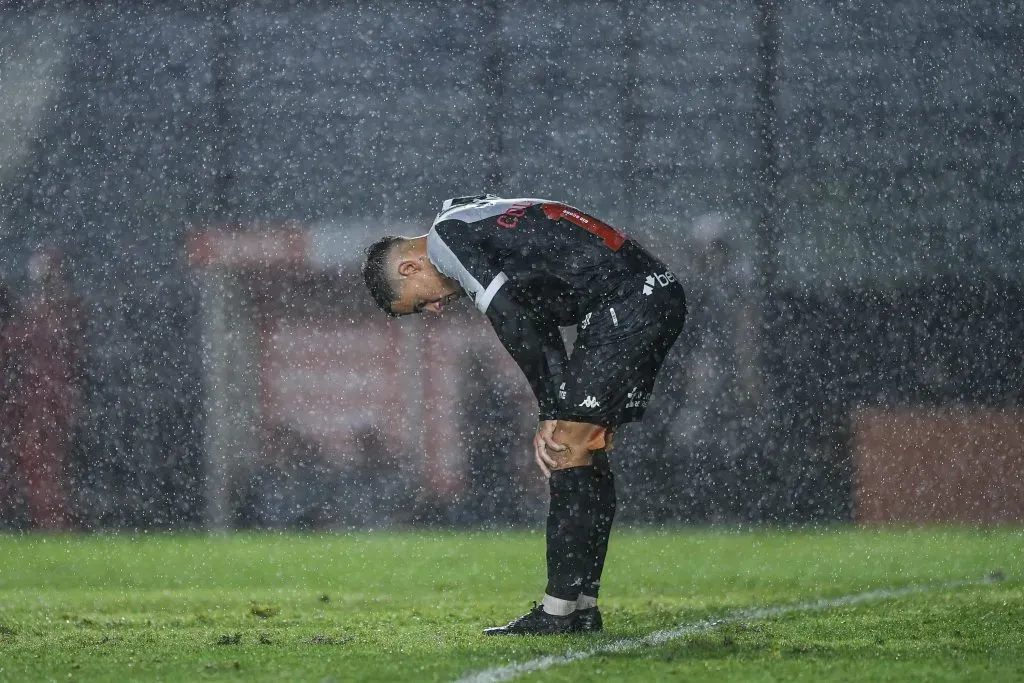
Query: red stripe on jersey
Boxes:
[{"xmin": 541, "ymin": 203, "xmax": 626, "ymax": 252}]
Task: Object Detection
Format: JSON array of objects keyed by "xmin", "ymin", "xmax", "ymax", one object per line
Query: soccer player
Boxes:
[{"xmin": 361, "ymin": 195, "xmax": 686, "ymax": 635}]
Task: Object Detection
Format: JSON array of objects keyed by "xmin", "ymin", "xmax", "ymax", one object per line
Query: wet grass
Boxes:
[{"xmin": 0, "ymin": 527, "xmax": 1021, "ymax": 681}]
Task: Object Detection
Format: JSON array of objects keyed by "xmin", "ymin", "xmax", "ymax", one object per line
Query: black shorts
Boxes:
[{"xmin": 553, "ymin": 248, "xmax": 686, "ymax": 426}]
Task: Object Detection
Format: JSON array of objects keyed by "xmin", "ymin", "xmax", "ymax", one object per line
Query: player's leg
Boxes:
[
  {"xmin": 574, "ymin": 448, "xmax": 615, "ymax": 633},
  {"xmin": 542, "ymin": 420, "xmax": 613, "ymax": 614},
  {"xmin": 567, "ymin": 279, "xmax": 687, "ymax": 631},
  {"xmin": 484, "ymin": 419, "xmax": 610, "ymax": 635}
]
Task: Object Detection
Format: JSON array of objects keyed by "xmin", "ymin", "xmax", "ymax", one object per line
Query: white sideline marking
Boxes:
[{"xmin": 454, "ymin": 577, "xmax": 995, "ymax": 683}]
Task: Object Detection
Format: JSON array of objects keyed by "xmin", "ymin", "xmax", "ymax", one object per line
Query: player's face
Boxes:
[{"xmin": 389, "ymin": 262, "xmax": 462, "ymax": 316}]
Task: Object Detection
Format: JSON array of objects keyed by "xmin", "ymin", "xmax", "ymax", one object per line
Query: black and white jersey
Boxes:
[
  {"xmin": 426, "ymin": 194, "xmax": 679, "ymax": 421},
  {"xmin": 428, "ymin": 195, "xmax": 641, "ymax": 324}
]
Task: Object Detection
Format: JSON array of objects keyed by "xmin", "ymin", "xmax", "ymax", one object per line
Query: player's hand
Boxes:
[{"xmin": 533, "ymin": 420, "xmax": 566, "ymax": 478}]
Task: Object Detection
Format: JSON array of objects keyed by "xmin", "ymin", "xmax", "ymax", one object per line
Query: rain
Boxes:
[{"xmin": 0, "ymin": 0, "xmax": 1021, "ymax": 536}]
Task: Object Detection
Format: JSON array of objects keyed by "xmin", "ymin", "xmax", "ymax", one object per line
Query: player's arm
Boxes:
[
  {"xmin": 484, "ymin": 286, "xmax": 567, "ymax": 422},
  {"xmin": 430, "ymin": 217, "xmax": 572, "ymax": 473},
  {"xmin": 484, "ymin": 290, "xmax": 576, "ymax": 476}
]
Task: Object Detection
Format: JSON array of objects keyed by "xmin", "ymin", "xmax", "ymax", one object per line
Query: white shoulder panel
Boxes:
[
  {"xmin": 427, "ymin": 226, "xmax": 483, "ymax": 298},
  {"xmin": 432, "ymin": 197, "xmax": 549, "ymax": 227},
  {"xmin": 427, "ymin": 226, "xmax": 509, "ymax": 314}
]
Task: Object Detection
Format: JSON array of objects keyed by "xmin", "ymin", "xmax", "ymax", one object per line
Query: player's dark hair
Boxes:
[{"xmin": 362, "ymin": 236, "xmax": 404, "ymax": 316}]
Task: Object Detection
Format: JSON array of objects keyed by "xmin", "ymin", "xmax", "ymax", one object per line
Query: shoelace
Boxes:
[{"xmin": 508, "ymin": 602, "xmax": 544, "ymax": 627}]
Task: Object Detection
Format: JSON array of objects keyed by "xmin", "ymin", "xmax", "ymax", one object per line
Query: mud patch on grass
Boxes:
[
  {"xmin": 306, "ymin": 633, "xmax": 354, "ymax": 645},
  {"xmin": 215, "ymin": 633, "xmax": 243, "ymax": 645}
]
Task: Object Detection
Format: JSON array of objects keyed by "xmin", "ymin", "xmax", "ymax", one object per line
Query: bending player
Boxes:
[{"xmin": 361, "ymin": 195, "xmax": 686, "ymax": 635}]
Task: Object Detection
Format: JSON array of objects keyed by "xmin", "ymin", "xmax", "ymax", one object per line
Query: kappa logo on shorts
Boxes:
[
  {"xmin": 558, "ymin": 382, "xmax": 567, "ymax": 400},
  {"xmin": 643, "ymin": 271, "xmax": 677, "ymax": 296},
  {"xmin": 579, "ymin": 396, "xmax": 601, "ymax": 409},
  {"xmin": 580, "ymin": 312, "xmax": 593, "ymax": 329}
]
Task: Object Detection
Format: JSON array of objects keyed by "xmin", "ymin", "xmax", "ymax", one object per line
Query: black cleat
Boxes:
[
  {"xmin": 573, "ymin": 606, "xmax": 603, "ymax": 633},
  {"xmin": 482, "ymin": 603, "xmax": 577, "ymax": 636}
]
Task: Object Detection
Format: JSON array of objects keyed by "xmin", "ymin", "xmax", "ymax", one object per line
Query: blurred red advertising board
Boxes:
[{"xmin": 853, "ymin": 408, "xmax": 1024, "ymax": 523}]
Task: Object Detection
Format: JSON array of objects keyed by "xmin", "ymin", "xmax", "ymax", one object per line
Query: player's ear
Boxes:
[{"xmin": 397, "ymin": 257, "xmax": 420, "ymax": 277}]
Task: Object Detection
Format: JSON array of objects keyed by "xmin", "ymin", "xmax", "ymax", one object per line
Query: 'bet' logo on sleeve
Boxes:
[{"xmin": 642, "ymin": 271, "xmax": 676, "ymax": 296}]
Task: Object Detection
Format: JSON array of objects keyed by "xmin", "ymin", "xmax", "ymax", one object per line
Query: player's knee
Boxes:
[
  {"xmin": 553, "ymin": 420, "xmax": 603, "ymax": 447},
  {"xmin": 550, "ymin": 421, "xmax": 610, "ymax": 470}
]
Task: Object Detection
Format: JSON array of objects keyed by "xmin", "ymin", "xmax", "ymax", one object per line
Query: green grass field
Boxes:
[{"xmin": 0, "ymin": 527, "xmax": 1021, "ymax": 682}]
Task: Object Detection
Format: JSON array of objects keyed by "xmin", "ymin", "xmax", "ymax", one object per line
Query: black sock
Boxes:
[
  {"xmin": 582, "ymin": 450, "xmax": 616, "ymax": 600},
  {"xmin": 545, "ymin": 466, "xmax": 596, "ymax": 601}
]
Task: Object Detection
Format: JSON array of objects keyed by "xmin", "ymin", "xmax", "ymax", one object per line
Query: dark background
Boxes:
[{"xmin": 0, "ymin": 0, "xmax": 1020, "ymax": 528}]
